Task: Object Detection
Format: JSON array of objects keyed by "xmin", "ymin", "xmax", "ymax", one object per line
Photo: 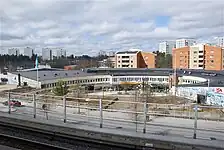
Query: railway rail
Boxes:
[{"xmin": 0, "ymin": 122, "xmax": 148, "ymax": 150}]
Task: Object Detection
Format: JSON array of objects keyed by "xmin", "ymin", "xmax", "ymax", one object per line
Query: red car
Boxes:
[{"xmin": 3, "ymin": 100, "xmax": 22, "ymax": 107}]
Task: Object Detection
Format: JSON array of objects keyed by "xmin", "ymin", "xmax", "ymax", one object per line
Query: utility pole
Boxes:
[
  {"xmin": 193, "ymin": 104, "xmax": 198, "ymax": 139},
  {"xmin": 134, "ymin": 88, "xmax": 138, "ymax": 132}
]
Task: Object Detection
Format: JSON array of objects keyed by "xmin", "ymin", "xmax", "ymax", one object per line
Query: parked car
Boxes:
[{"xmin": 3, "ymin": 100, "xmax": 22, "ymax": 107}]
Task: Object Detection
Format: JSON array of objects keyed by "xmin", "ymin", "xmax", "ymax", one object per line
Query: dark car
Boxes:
[{"xmin": 3, "ymin": 100, "xmax": 22, "ymax": 107}]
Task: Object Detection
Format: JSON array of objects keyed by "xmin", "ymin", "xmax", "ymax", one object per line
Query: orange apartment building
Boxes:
[
  {"xmin": 173, "ymin": 44, "xmax": 224, "ymax": 70},
  {"xmin": 137, "ymin": 51, "xmax": 156, "ymax": 68},
  {"xmin": 172, "ymin": 47, "xmax": 190, "ymax": 69},
  {"xmin": 115, "ymin": 50, "xmax": 155, "ymax": 68}
]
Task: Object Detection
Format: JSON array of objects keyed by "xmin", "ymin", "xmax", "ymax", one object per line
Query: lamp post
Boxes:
[{"xmin": 193, "ymin": 104, "xmax": 198, "ymax": 139}]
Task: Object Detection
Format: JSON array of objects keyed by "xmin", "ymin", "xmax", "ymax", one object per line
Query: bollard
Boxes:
[
  {"xmin": 33, "ymin": 94, "xmax": 36, "ymax": 118},
  {"xmin": 8, "ymin": 92, "xmax": 11, "ymax": 114},
  {"xmin": 193, "ymin": 104, "xmax": 198, "ymax": 139},
  {"xmin": 99, "ymin": 98, "xmax": 103, "ymax": 128},
  {"xmin": 143, "ymin": 101, "xmax": 148, "ymax": 133},
  {"xmin": 63, "ymin": 96, "xmax": 66, "ymax": 123}
]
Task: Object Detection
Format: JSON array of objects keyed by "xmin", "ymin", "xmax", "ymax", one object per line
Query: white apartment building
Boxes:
[
  {"xmin": 176, "ymin": 39, "xmax": 196, "ymax": 48},
  {"xmin": 42, "ymin": 48, "xmax": 53, "ymax": 60},
  {"xmin": 8, "ymin": 48, "xmax": 20, "ymax": 56},
  {"xmin": 24, "ymin": 47, "xmax": 34, "ymax": 58},
  {"xmin": 56, "ymin": 49, "xmax": 66, "ymax": 58},
  {"xmin": 159, "ymin": 41, "xmax": 175, "ymax": 54},
  {"xmin": 217, "ymin": 37, "xmax": 224, "ymax": 47},
  {"xmin": 189, "ymin": 44, "xmax": 204, "ymax": 69},
  {"xmin": 115, "ymin": 51, "xmax": 139, "ymax": 68}
]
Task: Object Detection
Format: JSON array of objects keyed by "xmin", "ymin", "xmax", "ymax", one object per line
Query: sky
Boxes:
[{"xmin": 0, "ymin": 0, "xmax": 224, "ymax": 56}]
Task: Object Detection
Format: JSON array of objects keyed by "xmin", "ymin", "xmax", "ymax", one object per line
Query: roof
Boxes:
[
  {"xmin": 10, "ymin": 67, "xmax": 224, "ymax": 87},
  {"xmin": 20, "ymin": 68, "xmax": 64, "ymax": 72},
  {"xmin": 116, "ymin": 51, "xmax": 139, "ymax": 54},
  {"xmin": 12, "ymin": 69, "xmax": 94, "ymax": 81}
]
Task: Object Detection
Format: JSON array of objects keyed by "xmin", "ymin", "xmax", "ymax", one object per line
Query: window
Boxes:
[
  {"xmin": 199, "ymin": 55, "xmax": 203, "ymax": 58},
  {"xmin": 199, "ymin": 51, "xmax": 203, "ymax": 53},
  {"xmin": 122, "ymin": 56, "xmax": 129, "ymax": 58},
  {"xmin": 211, "ymin": 60, "xmax": 214, "ymax": 63},
  {"xmin": 199, "ymin": 65, "xmax": 203, "ymax": 67},
  {"xmin": 131, "ymin": 65, "xmax": 133, "ymax": 67},
  {"xmin": 122, "ymin": 65, "xmax": 129, "ymax": 67},
  {"xmin": 122, "ymin": 60, "xmax": 129, "ymax": 63},
  {"xmin": 199, "ymin": 60, "xmax": 203, "ymax": 63},
  {"xmin": 131, "ymin": 61, "xmax": 133, "ymax": 63},
  {"xmin": 194, "ymin": 51, "xmax": 197, "ymax": 54},
  {"xmin": 118, "ymin": 61, "xmax": 120, "ymax": 63},
  {"xmin": 194, "ymin": 60, "xmax": 197, "ymax": 63}
]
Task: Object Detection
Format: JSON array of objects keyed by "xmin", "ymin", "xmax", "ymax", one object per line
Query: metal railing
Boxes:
[{"xmin": 1, "ymin": 92, "xmax": 224, "ymax": 140}]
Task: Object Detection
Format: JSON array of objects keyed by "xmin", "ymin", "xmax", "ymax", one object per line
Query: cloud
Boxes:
[{"xmin": 0, "ymin": 0, "xmax": 224, "ymax": 56}]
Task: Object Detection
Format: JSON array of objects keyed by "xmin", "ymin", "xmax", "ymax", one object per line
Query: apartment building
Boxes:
[
  {"xmin": 222, "ymin": 48, "xmax": 224, "ymax": 70},
  {"xmin": 176, "ymin": 39, "xmax": 196, "ymax": 48},
  {"xmin": 42, "ymin": 48, "xmax": 53, "ymax": 60},
  {"xmin": 56, "ymin": 49, "xmax": 66, "ymax": 58},
  {"xmin": 24, "ymin": 47, "xmax": 34, "ymax": 58},
  {"xmin": 217, "ymin": 37, "xmax": 224, "ymax": 47},
  {"xmin": 189, "ymin": 44, "xmax": 205, "ymax": 69},
  {"xmin": 173, "ymin": 44, "xmax": 223, "ymax": 70},
  {"xmin": 159, "ymin": 41, "xmax": 175, "ymax": 54},
  {"xmin": 138, "ymin": 52, "xmax": 156, "ymax": 68},
  {"xmin": 115, "ymin": 50, "xmax": 155, "ymax": 68},
  {"xmin": 8, "ymin": 48, "xmax": 20, "ymax": 56},
  {"xmin": 172, "ymin": 47, "xmax": 189, "ymax": 69},
  {"xmin": 204, "ymin": 45, "xmax": 222, "ymax": 70}
]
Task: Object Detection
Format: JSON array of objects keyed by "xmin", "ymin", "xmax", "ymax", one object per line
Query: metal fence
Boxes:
[{"xmin": 1, "ymin": 92, "xmax": 224, "ymax": 139}]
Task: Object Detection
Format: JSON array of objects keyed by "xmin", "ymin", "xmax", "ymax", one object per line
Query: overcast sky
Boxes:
[{"xmin": 0, "ymin": 0, "xmax": 224, "ymax": 56}]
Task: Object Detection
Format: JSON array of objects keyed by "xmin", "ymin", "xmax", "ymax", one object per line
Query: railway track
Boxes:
[
  {"xmin": 0, "ymin": 123, "xmax": 140, "ymax": 150},
  {"xmin": 0, "ymin": 133, "xmax": 68, "ymax": 150}
]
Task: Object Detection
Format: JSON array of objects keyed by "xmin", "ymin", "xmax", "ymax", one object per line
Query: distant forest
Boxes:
[
  {"xmin": 0, "ymin": 51, "xmax": 172, "ymax": 72},
  {"xmin": 0, "ymin": 54, "xmax": 108, "ymax": 72}
]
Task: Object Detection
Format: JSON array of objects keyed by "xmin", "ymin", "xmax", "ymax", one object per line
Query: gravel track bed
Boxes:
[{"xmin": 0, "ymin": 124, "xmax": 126, "ymax": 150}]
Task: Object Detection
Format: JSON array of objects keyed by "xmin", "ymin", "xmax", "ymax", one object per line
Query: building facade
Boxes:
[
  {"xmin": 172, "ymin": 47, "xmax": 189, "ymax": 69},
  {"xmin": 204, "ymin": 45, "xmax": 223, "ymax": 70},
  {"xmin": 115, "ymin": 50, "xmax": 155, "ymax": 68},
  {"xmin": 173, "ymin": 44, "xmax": 223, "ymax": 70},
  {"xmin": 137, "ymin": 52, "xmax": 156, "ymax": 68},
  {"xmin": 159, "ymin": 41, "xmax": 175, "ymax": 54},
  {"xmin": 222, "ymin": 48, "xmax": 224, "ymax": 70},
  {"xmin": 116, "ymin": 51, "xmax": 138, "ymax": 68},
  {"xmin": 42, "ymin": 48, "xmax": 53, "ymax": 60},
  {"xmin": 56, "ymin": 49, "xmax": 66, "ymax": 58},
  {"xmin": 189, "ymin": 44, "xmax": 204, "ymax": 69},
  {"xmin": 8, "ymin": 48, "xmax": 20, "ymax": 56},
  {"xmin": 217, "ymin": 37, "xmax": 224, "ymax": 47},
  {"xmin": 24, "ymin": 47, "xmax": 34, "ymax": 58},
  {"xmin": 176, "ymin": 39, "xmax": 196, "ymax": 49}
]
